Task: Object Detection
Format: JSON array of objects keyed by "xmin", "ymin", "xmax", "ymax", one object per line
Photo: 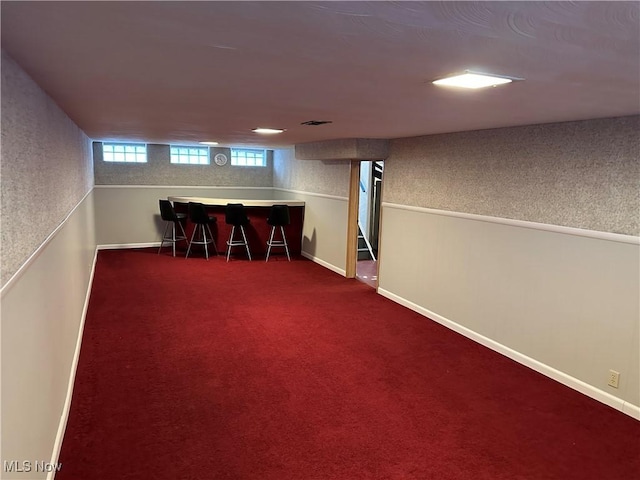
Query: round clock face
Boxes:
[{"xmin": 214, "ymin": 153, "xmax": 228, "ymax": 166}]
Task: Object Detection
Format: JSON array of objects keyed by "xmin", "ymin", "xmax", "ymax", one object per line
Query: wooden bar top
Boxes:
[{"xmin": 168, "ymin": 196, "xmax": 305, "ymax": 207}]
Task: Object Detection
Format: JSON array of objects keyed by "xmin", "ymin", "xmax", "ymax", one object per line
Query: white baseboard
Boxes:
[
  {"xmin": 377, "ymin": 287, "xmax": 640, "ymax": 421},
  {"xmin": 622, "ymin": 402, "xmax": 640, "ymax": 421},
  {"xmin": 98, "ymin": 245, "xmax": 348, "ymax": 279},
  {"xmin": 48, "ymin": 247, "xmax": 99, "ymax": 480},
  {"xmin": 97, "ymin": 242, "xmax": 160, "ymax": 250},
  {"xmin": 301, "ymin": 251, "xmax": 346, "ymax": 277}
]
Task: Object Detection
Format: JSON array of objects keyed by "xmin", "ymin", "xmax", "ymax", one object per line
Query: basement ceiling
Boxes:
[{"xmin": 1, "ymin": 1, "xmax": 639, "ymax": 148}]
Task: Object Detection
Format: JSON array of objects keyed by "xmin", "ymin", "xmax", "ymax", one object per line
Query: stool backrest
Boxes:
[
  {"xmin": 188, "ymin": 202, "xmax": 210, "ymax": 224},
  {"xmin": 225, "ymin": 203, "xmax": 249, "ymax": 225},
  {"xmin": 159, "ymin": 199, "xmax": 179, "ymax": 221},
  {"xmin": 268, "ymin": 204, "xmax": 290, "ymax": 226}
]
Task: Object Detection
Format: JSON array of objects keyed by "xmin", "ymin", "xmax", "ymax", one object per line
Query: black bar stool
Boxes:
[
  {"xmin": 225, "ymin": 203, "xmax": 252, "ymax": 261},
  {"xmin": 158, "ymin": 199, "xmax": 187, "ymax": 257},
  {"xmin": 266, "ymin": 204, "xmax": 291, "ymax": 262},
  {"xmin": 186, "ymin": 202, "xmax": 218, "ymax": 260}
]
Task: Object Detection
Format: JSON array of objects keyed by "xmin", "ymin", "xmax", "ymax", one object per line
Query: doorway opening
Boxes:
[{"xmin": 356, "ymin": 160, "xmax": 384, "ymax": 288}]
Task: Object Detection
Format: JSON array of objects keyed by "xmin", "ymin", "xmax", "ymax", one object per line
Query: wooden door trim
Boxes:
[{"xmin": 345, "ymin": 160, "xmax": 360, "ymax": 278}]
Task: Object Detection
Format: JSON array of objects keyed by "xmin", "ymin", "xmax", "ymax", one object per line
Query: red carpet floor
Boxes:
[{"xmin": 57, "ymin": 249, "xmax": 640, "ymax": 480}]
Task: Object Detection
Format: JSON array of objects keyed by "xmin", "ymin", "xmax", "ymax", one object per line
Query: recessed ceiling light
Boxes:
[
  {"xmin": 252, "ymin": 128, "xmax": 285, "ymax": 134},
  {"xmin": 199, "ymin": 141, "xmax": 219, "ymax": 145},
  {"xmin": 432, "ymin": 71, "xmax": 521, "ymax": 89}
]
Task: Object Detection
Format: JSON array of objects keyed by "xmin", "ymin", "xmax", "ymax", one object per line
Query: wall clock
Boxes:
[{"xmin": 214, "ymin": 153, "xmax": 228, "ymax": 166}]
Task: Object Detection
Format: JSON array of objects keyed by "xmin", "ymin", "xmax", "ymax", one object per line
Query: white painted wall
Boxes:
[
  {"xmin": 1, "ymin": 195, "xmax": 97, "ymax": 480},
  {"xmin": 273, "ymin": 148, "xmax": 351, "ymax": 275},
  {"xmin": 274, "ymin": 188, "xmax": 348, "ymax": 275},
  {"xmin": 92, "ymin": 180, "xmax": 351, "ymax": 275},
  {"xmin": 358, "ymin": 161, "xmax": 372, "ymax": 238},
  {"xmin": 93, "ymin": 185, "xmax": 275, "ymax": 246},
  {"xmin": 378, "ymin": 204, "xmax": 640, "ymax": 416}
]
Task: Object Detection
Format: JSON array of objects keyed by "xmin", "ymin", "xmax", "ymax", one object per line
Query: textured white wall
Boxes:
[
  {"xmin": 294, "ymin": 138, "xmax": 389, "ymax": 160},
  {"xmin": 1, "ymin": 51, "xmax": 96, "ymax": 478},
  {"xmin": 274, "ymin": 147, "xmax": 350, "ymax": 198},
  {"xmin": 383, "ymin": 116, "xmax": 639, "ymax": 236},
  {"xmin": 94, "ymin": 143, "xmax": 274, "ymax": 187},
  {"xmin": 1, "ymin": 50, "xmax": 93, "ymax": 286}
]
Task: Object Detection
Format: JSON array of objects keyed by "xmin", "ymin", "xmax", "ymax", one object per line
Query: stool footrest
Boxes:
[
  {"xmin": 266, "ymin": 225, "xmax": 290, "ymax": 262},
  {"xmin": 186, "ymin": 223, "xmax": 218, "ymax": 260},
  {"xmin": 226, "ymin": 225, "xmax": 252, "ymax": 261},
  {"xmin": 158, "ymin": 220, "xmax": 188, "ymax": 257}
]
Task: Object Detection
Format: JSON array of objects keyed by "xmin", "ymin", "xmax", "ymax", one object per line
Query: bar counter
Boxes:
[
  {"xmin": 168, "ymin": 196, "xmax": 305, "ymax": 259},
  {"xmin": 168, "ymin": 196, "xmax": 305, "ymax": 207}
]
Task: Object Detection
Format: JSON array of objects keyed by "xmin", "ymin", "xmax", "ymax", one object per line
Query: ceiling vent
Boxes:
[{"xmin": 300, "ymin": 120, "xmax": 333, "ymax": 126}]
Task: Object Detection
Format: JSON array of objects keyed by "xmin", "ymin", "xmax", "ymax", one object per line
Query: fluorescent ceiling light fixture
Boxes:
[
  {"xmin": 432, "ymin": 71, "xmax": 519, "ymax": 89},
  {"xmin": 199, "ymin": 141, "xmax": 219, "ymax": 145},
  {"xmin": 252, "ymin": 128, "xmax": 285, "ymax": 134}
]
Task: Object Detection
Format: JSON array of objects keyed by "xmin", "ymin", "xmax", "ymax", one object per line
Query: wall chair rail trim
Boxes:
[
  {"xmin": 94, "ymin": 185, "xmax": 274, "ymax": 190},
  {"xmin": 273, "ymin": 188, "xmax": 348, "ymax": 202},
  {"xmin": 382, "ymin": 202, "xmax": 640, "ymax": 245},
  {"xmin": 0, "ymin": 189, "xmax": 94, "ymax": 297}
]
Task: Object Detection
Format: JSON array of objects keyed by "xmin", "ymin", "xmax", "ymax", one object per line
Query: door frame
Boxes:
[
  {"xmin": 346, "ymin": 159, "xmax": 385, "ymax": 282},
  {"xmin": 345, "ymin": 160, "xmax": 361, "ymax": 278}
]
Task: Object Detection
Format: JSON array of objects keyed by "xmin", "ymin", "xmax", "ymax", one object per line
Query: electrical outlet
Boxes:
[{"xmin": 607, "ymin": 370, "xmax": 620, "ymax": 388}]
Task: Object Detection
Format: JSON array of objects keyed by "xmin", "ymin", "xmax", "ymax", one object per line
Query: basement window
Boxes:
[
  {"xmin": 102, "ymin": 143, "xmax": 147, "ymax": 163},
  {"xmin": 170, "ymin": 146, "xmax": 210, "ymax": 165},
  {"xmin": 231, "ymin": 148, "xmax": 266, "ymax": 167}
]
